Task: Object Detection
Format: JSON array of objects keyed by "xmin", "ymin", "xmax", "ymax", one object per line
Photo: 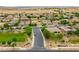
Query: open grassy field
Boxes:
[{"xmin": 0, "ymin": 32, "xmax": 27, "ymax": 43}]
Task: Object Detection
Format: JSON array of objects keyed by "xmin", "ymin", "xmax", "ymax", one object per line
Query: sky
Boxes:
[{"xmin": 0, "ymin": 0, "xmax": 79, "ymax": 6}]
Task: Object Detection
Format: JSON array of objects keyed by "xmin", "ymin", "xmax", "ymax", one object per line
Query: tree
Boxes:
[
  {"xmin": 27, "ymin": 15, "xmax": 32, "ymax": 25},
  {"xmin": 48, "ymin": 16, "xmax": 53, "ymax": 23},
  {"xmin": 1, "ymin": 27, "xmax": 4, "ymax": 32},
  {"xmin": 41, "ymin": 26, "xmax": 46, "ymax": 32},
  {"xmin": 4, "ymin": 23, "xmax": 9, "ymax": 28},
  {"xmin": 19, "ymin": 14, "xmax": 21, "ymax": 20}
]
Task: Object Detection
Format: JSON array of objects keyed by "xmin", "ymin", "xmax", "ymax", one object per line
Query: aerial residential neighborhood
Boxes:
[{"xmin": 0, "ymin": 7, "xmax": 79, "ymax": 51}]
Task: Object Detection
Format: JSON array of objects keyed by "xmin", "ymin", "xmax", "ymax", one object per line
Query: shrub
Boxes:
[
  {"xmin": 12, "ymin": 38, "xmax": 17, "ymax": 42},
  {"xmin": 67, "ymin": 29, "xmax": 79, "ymax": 36},
  {"xmin": 75, "ymin": 12, "xmax": 79, "ymax": 17},
  {"xmin": 74, "ymin": 29, "xmax": 79, "ymax": 36},
  {"xmin": 25, "ymin": 26, "xmax": 32, "ymax": 36},
  {"xmin": 59, "ymin": 15, "xmax": 65, "ymax": 19},
  {"xmin": 14, "ymin": 20, "xmax": 20, "ymax": 26},
  {"xmin": 41, "ymin": 26, "xmax": 47, "ymax": 32},
  {"xmin": 4, "ymin": 23, "xmax": 9, "ymax": 28},
  {"xmin": 7, "ymin": 41, "xmax": 12, "ymax": 45},
  {"xmin": 67, "ymin": 31, "xmax": 74, "ymax": 35},
  {"xmin": 50, "ymin": 33, "xmax": 64, "ymax": 41},
  {"xmin": 29, "ymin": 23, "xmax": 37, "ymax": 26},
  {"xmin": 2, "ymin": 41, "xmax": 6, "ymax": 45},
  {"xmin": 42, "ymin": 23, "xmax": 46, "ymax": 27},
  {"xmin": 42, "ymin": 29, "xmax": 50, "ymax": 39},
  {"xmin": 59, "ymin": 20, "xmax": 69, "ymax": 25},
  {"xmin": 11, "ymin": 43, "xmax": 16, "ymax": 47},
  {"xmin": 55, "ymin": 33, "xmax": 64, "ymax": 41}
]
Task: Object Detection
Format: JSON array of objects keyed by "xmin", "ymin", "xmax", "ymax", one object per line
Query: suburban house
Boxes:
[{"xmin": 46, "ymin": 27, "xmax": 61, "ymax": 33}]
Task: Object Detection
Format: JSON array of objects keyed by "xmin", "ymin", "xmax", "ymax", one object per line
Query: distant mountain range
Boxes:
[{"xmin": 0, "ymin": 6, "xmax": 79, "ymax": 9}]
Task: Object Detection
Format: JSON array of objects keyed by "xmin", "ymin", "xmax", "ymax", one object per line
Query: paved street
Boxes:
[{"xmin": 32, "ymin": 27, "xmax": 45, "ymax": 49}]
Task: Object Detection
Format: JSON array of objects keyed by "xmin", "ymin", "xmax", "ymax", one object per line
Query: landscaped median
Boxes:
[
  {"xmin": 41, "ymin": 26, "xmax": 79, "ymax": 50},
  {"xmin": 0, "ymin": 25, "xmax": 32, "ymax": 51}
]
